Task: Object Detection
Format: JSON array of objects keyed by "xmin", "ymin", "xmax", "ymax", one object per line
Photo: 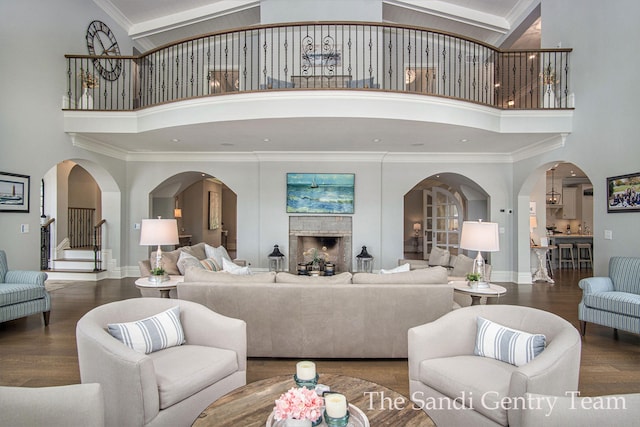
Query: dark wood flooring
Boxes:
[{"xmin": 1, "ymin": 269, "xmax": 639, "ymax": 399}]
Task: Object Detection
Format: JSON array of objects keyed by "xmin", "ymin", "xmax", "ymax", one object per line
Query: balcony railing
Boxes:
[{"xmin": 64, "ymin": 22, "xmax": 572, "ymax": 112}]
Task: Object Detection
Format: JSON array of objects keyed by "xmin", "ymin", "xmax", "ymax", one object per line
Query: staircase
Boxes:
[{"xmin": 44, "ymin": 247, "xmax": 108, "ymax": 281}]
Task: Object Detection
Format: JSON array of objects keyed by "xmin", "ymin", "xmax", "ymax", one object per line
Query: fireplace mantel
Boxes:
[{"xmin": 289, "ymin": 216, "xmax": 352, "ymax": 273}]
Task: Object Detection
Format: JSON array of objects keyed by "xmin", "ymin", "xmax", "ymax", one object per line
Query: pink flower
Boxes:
[{"xmin": 274, "ymin": 387, "xmax": 324, "ymax": 422}]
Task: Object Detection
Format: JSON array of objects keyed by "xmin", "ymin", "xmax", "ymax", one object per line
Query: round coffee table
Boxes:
[
  {"xmin": 192, "ymin": 374, "xmax": 434, "ymax": 427},
  {"xmin": 451, "ymin": 281, "xmax": 507, "ymax": 305},
  {"xmin": 134, "ymin": 275, "xmax": 183, "ymax": 298}
]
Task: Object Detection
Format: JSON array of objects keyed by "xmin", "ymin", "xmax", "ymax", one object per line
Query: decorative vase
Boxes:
[{"xmin": 79, "ymin": 87, "xmax": 93, "ymax": 109}]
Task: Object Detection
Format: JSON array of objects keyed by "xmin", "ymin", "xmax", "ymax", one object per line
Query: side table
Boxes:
[
  {"xmin": 531, "ymin": 245, "xmax": 556, "ymax": 283},
  {"xmin": 451, "ymin": 281, "xmax": 507, "ymax": 305},
  {"xmin": 135, "ymin": 275, "xmax": 184, "ymax": 298}
]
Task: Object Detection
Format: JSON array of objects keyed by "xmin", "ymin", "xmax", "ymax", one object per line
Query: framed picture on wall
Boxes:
[
  {"xmin": 286, "ymin": 173, "xmax": 354, "ymax": 214},
  {"xmin": 607, "ymin": 172, "xmax": 640, "ymax": 213},
  {"xmin": 0, "ymin": 172, "xmax": 30, "ymax": 213},
  {"xmin": 208, "ymin": 191, "xmax": 220, "ymax": 229}
]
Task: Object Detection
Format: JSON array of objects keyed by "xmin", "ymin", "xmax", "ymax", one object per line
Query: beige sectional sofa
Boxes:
[{"xmin": 177, "ymin": 267, "xmax": 453, "ymax": 358}]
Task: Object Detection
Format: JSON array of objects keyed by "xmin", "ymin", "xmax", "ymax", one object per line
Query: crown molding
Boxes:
[
  {"xmin": 510, "ymin": 133, "xmax": 567, "ymax": 162},
  {"xmin": 70, "ymin": 133, "xmax": 129, "ymax": 160}
]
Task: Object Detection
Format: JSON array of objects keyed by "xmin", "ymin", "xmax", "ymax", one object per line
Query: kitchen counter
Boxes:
[{"xmin": 548, "ymin": 235, "xmax": 593, "ymax": 268}]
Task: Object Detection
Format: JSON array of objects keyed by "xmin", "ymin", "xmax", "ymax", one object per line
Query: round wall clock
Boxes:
[{"xmin": 86, "ymin": 20, "xmax": 122, "ymax": 81}]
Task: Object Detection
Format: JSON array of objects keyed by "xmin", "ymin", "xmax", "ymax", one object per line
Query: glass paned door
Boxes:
[{"xmin": 423, "ymin": 188, "xmax": 462, "ymax": 260}]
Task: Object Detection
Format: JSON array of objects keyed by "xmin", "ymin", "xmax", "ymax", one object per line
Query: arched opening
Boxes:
[
  {"xmin": 148, "ymin": 172, "xmax": 238, "ymax": 257},
  {"xmin": 41, "ymin": 159, "xmax": 121, "ymax": 277},
  {"xmin": 520, "ymin": 161, "xmax": 594, "ymax": 283},
  {"xmin": 404, "ymin": 173, "xmax": 491, "ymax": 262}
]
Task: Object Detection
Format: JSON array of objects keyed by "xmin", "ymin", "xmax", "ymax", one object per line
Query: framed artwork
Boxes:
[
  {"xmin": 0, "ymin": 172, "xmax": 30, "ymax": 213},
  {"xmin": 208, "ymin": 191, "xmax": 220, "ymax": 229},
  {"xmin": 287, "ymin": 173, "xmax": 354, "ymax": 214},
  {"xmin": 607, "ymin": 172, "xmax": 640, "ymax": 213}
]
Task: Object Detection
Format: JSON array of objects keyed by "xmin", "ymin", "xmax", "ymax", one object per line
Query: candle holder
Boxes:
[
  {"xmin": 294, "ymin": 373, "xmax": 319, "ymax": 389},
  {"xmin": 323, "ymin": 410, "xmax": 350, "ymax": 427}
]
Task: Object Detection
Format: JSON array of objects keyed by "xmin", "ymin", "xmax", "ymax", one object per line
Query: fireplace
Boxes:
[{"xmin": 289, "ymin": 216, "xmax": 352, "ymax": 273}]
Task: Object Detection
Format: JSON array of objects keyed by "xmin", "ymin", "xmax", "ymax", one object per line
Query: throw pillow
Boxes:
[
  {"xmin": 451, "ymin": 253, "xmax": 475, "ymax": 277},
  {"xmin": 428, "ymin": 246, "xmax": 451, "ymax": 266},
  {"xmin": 107, "ymin": 306, "xmax": 185, "ymax": 354},
  {"xmin": 177, "ymin": 252, "xmax": 203, "ymax": 275},
  {"xmin": 149, "ymin": 248, "xmax": 181, "ymax": 275},
  {"xmin": 379, "ymin": 263, "xmax": 411, "ymax": 274},
  {"xmin": 222, "ymin": 257, "xmax": 251, "ymax": 275},
  {"xmin": 474, "ymin": 317, "xmax": 546, "ymax": 366},
  {"xmin": 199, "ymin": 257, "xmax": 220, "ymax": 271},
  {"xmin": 205, "ymin": 244, "xmax": 233, "ymax": 268}
]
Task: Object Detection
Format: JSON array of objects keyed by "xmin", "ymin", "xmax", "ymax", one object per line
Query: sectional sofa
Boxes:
[{"xmin": 177, "ymin": 267, "xmax": 453, "ymax": 358}]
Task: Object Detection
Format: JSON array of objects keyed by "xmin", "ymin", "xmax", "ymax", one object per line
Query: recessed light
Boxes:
[
  {"xmin": 171, "ymin": 138, "xmax": 180, "ymax": 143},
  {"xmin": 494, "ymin": 83, "xmax": 500, "ymax": 88},
  {"xmin": 263, "ymin": 138, "xmax": 270, "ymax": 142},
  {"xmin": 373, "ymin": 138, "xmax": 381, "ymax": 143},
  {"xmin": 460, "ymin": 139, "xmax": 469, "ymax": 143},
  {"xmin": 507, "ymin": 100, "xmax": 515, "ymax": 106}
]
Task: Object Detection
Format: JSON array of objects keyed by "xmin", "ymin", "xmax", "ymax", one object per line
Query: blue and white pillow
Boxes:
[
  {"xmin": 474, "ymin": 317, "xmax": 546, "ymax": 366},
  {"xmin": 108, "ymin": 306, "xmax": 185, "ymax": 354}
]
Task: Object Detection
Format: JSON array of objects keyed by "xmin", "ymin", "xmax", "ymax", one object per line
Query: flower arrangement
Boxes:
[
  {"xmin": 80, "ymin": 68, "xmax": 99, "ymax": 89},
  {"xmin": 273, "ymin": 386, "xmax": 324, "ymax": 423},
  {"xmin": 303, "ymin": 246, "xmax": 329, "ymax": 263},
  {"xmin": 466, "ymin": 272, "xmax": 482, "ymax": 282}
]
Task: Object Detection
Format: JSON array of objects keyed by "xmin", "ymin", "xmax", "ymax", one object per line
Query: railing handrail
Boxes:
[
  {"xmin": 94, "ymin": 219, "xmax": 106, "ymax": 229},
  {"xmin": 41, "ymin": 217, "xmax": 55, "ymax": 228},
  {"xmin": 64, "ymin": 21, "xmax": 572, "ymax": 112}
]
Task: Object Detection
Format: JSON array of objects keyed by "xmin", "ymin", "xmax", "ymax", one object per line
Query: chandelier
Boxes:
[{"xmin": 546, "ymin": 168, "xmax": 561, "ymax": 204}]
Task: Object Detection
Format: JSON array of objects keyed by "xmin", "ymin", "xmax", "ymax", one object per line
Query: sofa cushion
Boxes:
[
  {"xmin": 181, "ymin": 242, "xmax": 207, "ymax": 260},
  {"xmin": 276, "ymin": 272, "xmax": 353, "ymax": 284},
  {"xmin": 205, "ymin": 244, "xmax": 233, "ymax": 268},
  {"xmin": 352, "ymin": 266, "xmax": 448, "ymax": 284},
  {"xmin": 428, "ymin": 247, "xmax": 450, "ymax": 266},
  {"xmin": 149, "ymin": 345, "xmax": 238, "ymax": 409},
  {"xmin": 451, "ymin": 254, "xmax": 475, "ymax": 277},
  {"xmin": 380, "ymin": 263, "xmax": 410, "ymax": 274},
  {"xmin": 0, "ymin": 283, "xmax": 47, "ymax": 307},
  {"xmin": 184, "ymin": 267, "xmax": 276, "ymax": 283},
  {"xmin": 420, "ymin": 355, "xmax": 514, "ymax": 425},
  {"xmin": 474, "ymin": 317, "xmax": 546, "ymax": 367},
  {"xmin": 583, "ymin": 292, "xmax": 640, "ymax": 317}
]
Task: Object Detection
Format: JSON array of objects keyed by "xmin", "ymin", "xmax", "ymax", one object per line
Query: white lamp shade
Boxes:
[
  {"xmin": 459, "ymin": 221, "xmax": 500, "ymax": 252},
  {"xmin": 139, "ymin": 218, "xmax": 179, "ymax": 246},
  {"xmin": 413, "ymin": 223, "xmax": 422, "ymax": 231}
]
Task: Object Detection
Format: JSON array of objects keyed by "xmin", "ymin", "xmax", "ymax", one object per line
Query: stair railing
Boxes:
[
  {"xmin": 93, "ymin": 219, "xmax": 106, "ymax": 272},
  {"xmin": 40, "ymin": 218, "xmax": 55, "ymax": 270}
]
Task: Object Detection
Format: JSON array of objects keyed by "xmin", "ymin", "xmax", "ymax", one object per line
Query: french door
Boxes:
[{"xmin": 423, "ymin": 188, "xmax": 463, "ymax": 260}]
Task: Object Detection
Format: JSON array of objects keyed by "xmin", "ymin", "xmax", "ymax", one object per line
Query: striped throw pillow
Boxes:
[
  {"xmin": 108, "ymin": 306, "xmax": 185, "ymax": 354},
  {"xmin": 200, "ymin": 257, "xmax": 220, "ymax": 271},
  {"xmin": 474, "ymin": 317, "xmax": 546, "ymax": 366}
]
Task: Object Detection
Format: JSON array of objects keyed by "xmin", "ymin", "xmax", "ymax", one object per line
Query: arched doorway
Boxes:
[
  {"xmin": 404, "ymin": 173, "xmax": 490, "ymax": 261},
  {"xmin": 149, "ymin": 172, "xmax": 238, "ymax": 257}
]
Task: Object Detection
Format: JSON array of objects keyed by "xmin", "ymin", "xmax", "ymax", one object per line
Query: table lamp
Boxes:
[
  {"xmin": 140, "ymin": 217, "xmax": 179, "ymax": 282},
  {"xmin": 459, "ymin": 220, "xmax": 499, "ymax": 288},
  {"xmin": 413, "ymin": 222, "xmax": 422, "ymax": 237}
]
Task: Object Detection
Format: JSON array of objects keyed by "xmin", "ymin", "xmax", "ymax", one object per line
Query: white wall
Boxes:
[{"xmin": 261, "ymin": 0, "xmax": 382, "ymax": 24}]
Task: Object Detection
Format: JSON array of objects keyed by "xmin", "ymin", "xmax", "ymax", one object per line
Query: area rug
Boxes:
[{"xmin": 45, "ymin": 281, "xmax": 81, "ymax": 292}]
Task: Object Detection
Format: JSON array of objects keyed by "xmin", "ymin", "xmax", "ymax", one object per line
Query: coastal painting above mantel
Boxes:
[{"xmin": 286, "ymin": 173, "xmax": 354, "ymax": 214}]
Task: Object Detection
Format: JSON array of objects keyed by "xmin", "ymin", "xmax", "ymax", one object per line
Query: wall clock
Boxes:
[{"xmin": 86, "ymin": 20, "xmax": 122, "ymax": 81}]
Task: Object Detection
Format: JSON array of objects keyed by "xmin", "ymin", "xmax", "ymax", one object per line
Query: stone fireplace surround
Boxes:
[{"xmin": 289, "ymin": 216, "xmax": 352, "ymax": 273}]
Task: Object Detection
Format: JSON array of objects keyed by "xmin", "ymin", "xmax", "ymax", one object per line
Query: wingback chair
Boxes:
[
  {"xmin": 76, "ymin": 298, "xmax": 247, "ymax": 427},
  {"xmin": 408, "ymin": 305, "xmax": 582, "ymax": 427},
  {"xmin": 0, "ymin": 250, "xmax": 50, "ymax": 325}
]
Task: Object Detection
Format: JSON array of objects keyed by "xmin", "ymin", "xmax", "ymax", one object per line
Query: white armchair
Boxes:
[
  {"xmin": 408, "ymin": 305, "xmax": 581, "ymax": 427},
  {"xmin": 76, "ymin": 298, "xmax": 246, "ymax": 427}
]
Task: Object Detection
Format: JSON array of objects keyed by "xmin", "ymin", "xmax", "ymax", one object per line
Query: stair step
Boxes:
[
  {"xmin": 52, "ymin": 259, "xmax": 99, "ymax": 270},
  {"xmin": 43, "ymin": 269, "xmax": 107, "ymax": 281},
  {"xmin": 62, "ymin": 249, "xmax": 96, "ymax": 260}
]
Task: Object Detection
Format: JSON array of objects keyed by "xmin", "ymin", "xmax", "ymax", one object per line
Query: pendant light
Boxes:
[{"xmin": 546, "ymin": 168, "xmax": 561, "ymax": 204}]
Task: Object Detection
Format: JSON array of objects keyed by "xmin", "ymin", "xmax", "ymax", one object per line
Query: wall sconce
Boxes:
[
  {"xmin": 174, "ymin": 197, "xmax": 182, "ymax": 218},
  {"xmin": 356, "ymin": 246, "xmax": 373, "ymax": 273}
]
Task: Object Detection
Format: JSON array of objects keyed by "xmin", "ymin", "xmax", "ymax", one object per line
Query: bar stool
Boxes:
[
  {"xmin": 558, "ymin": 243, "xmax": 575, "ymax": 269},
  {"xmin": 577, "ymin": 242, "xmax": 593, "ymax": 269}
]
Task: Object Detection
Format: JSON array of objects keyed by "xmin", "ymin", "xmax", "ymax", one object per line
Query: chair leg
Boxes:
[
  {"xmin": 613, "ymin": 328, "xmax": 619, "ymax": 339},
  {"xmin": 43, "ymin": 311, "xmax": 50, "ymax": 326},
  {"xmin": 579, "ymin": 320, "xmax": 586, "ymax": 336}
]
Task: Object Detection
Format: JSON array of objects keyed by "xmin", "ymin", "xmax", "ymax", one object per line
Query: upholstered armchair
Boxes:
[
  {"xmin": 0, "ymin": 249, "xmax": 50, "ymax": 325},
  {"xmin": 76, "ymin": 298, "xmax": 247, "ymax": 427},
  {"xmin": 579, "ymin": 256, "xmax": 640, "ymax": 336},
  {"xmin": 408, "ymin": 305, "xmax": 581, "ymax": 427},
  {"xmin": 0, "ymin": 383, "xmax": 104, "ymax": 427}
]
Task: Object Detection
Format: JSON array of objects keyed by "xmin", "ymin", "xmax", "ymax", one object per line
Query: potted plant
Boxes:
[
  {"xmin": 149, "ymin": 266, "xmax": 168, "ymax": 283},
  {"xmin": 466, "ymin": 272, "xmax": 482, "ymax": 289}
]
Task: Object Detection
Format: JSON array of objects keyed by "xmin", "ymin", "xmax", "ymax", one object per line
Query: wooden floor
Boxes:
[{"xmin": 1, "ymin": 269, "xmax": 639, "ymax": 399}]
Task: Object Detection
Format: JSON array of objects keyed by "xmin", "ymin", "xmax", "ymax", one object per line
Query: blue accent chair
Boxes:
[
  {"xmin": 0, "ymin": 250, "xmax": 50, "ymax": 326},
  {"xmin": 578, "ymin": 256, "xmax": 640, "ymax": 336}
]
